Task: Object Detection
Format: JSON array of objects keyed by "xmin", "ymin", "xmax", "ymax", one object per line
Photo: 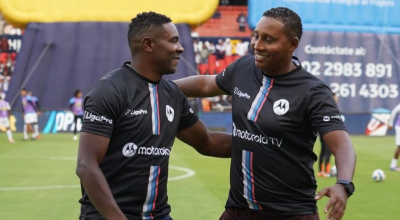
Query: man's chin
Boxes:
[{"xmin": 165, "ymin": 69, "xmax": 176, "ymax": 75}]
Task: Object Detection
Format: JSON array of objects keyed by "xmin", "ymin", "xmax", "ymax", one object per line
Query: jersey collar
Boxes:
[
  {"xmin": 123, "ymin": 62, "xmax": 160, "ymax": 84},
  {"xmin": 261, "ymin": 56, "xmax": 302, "ymax": 78}
]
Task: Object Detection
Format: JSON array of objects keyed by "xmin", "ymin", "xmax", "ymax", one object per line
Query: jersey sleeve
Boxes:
[
  {"xmin": 173, "ymin": 84, "xmax": 199, "ymax": 131},
  {"xmin": 69, "ymin": 98, "xmax": 75, "ymax": 105},
  {"xmin": 215, "ymin": 57, "xmax": 241, "ymax": 95},
  {"xmin": 81, "ymin": 80, "xmax": 123, "ymax": 138},
  {"xmin": 307, "ymin": 84, "xmax": 347, "ymax": 137}
]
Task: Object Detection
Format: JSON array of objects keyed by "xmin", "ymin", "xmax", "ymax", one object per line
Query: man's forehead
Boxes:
[
  {"xmin": 255, "ymin": 17, "xmax": 283, "ymax": 32},
  {"xmin": 162, "ymin": 22, "xmax": 179, "ymax": 36}
]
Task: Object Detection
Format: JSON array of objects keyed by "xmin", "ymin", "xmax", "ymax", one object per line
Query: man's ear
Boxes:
[
  {"xmin": 289, "ymin": 37, "xmax": 299, "ymax": 52},
  {"xmin": 142, "ymin": 37, "xmax": 154, "ymax": 52}
]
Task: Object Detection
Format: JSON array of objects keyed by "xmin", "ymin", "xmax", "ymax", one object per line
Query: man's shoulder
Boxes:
[
  {"xmin": 229, "ymin": 55, "xmax": 254, "ymax": 71},
  {"xmin": 162, "ymin": 79, "xmax": 185, "ymax": 95}
]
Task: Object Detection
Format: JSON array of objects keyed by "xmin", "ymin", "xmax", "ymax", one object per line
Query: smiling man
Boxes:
[
  {"xmin": 76, "ymin": 12, "xmax": 231, "ymax": 220},
  {"xmin": 174, "ymin": 7, "xmax": 356, "ymax": 220}
]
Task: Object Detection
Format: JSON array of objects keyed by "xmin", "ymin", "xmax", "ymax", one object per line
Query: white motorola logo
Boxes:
[
  {"xmin": 166, "ymin": 105, "xmax": 174, "ymax": 122},
  {"xmin": 273, "ymin": 99, "xmax": 289, "ymax": 115},
  {"xmin": 323, "ymin": 116, "xmax": 330, "ymax": 122},
  {"xmin": 122, "ymin": 142, "xmax": 138, "ymax": 157}
]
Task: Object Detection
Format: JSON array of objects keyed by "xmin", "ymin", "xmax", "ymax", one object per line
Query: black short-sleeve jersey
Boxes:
[
  {"xmin": 216, "ymin": 55, "xmax": 346, "ymax": 215},
  {"xmin": 79, "ymin": 63, "xmax": 198, "ymax": 220}
]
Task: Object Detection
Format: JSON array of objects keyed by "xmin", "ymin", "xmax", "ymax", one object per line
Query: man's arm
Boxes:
[
  {"xmin": 176, "ymin": 120, "xmax": 231, "ymax": 158},
  {"xmin": 316, "ymin": 130, "xmax": 356, "ymax": 220},
  {"xmin": 174, "ymin": 75, "xmax": 226, "ymax": 97},
  {"xmin": 76, "ymin": 132, "xmax": 127, "ymax": 220}
]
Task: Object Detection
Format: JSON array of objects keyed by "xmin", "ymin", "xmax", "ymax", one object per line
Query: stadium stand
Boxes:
[{"xmin": 192, "ymin": 6, "xmax": 252, "ymax": 37}]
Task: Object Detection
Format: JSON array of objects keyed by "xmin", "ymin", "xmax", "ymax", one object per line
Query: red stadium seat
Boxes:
[
  {"xmin": 208, "ymin": 55, "xmax": 217, "ymax": 74},
  {"xmin": 224, "ymin": 55, "xmax": 234, "ymax": 65},
  {"xmin": 198, "ymin": 63, "xmax": 208, "ymax": 75},
  {"xmin": 216, "ymin": 60, "xmax": 226, "ymax": 73}
]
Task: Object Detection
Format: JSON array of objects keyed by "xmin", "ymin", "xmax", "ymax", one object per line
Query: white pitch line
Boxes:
[
  {"xmin": 0, "ymin": 161, "xmax": 196, "ymax": 191},
  {"xmin": 168, "ymin": 165, "xmax": 196, "ymax": 181},
  {"xmin": 0, "ymin": 185, "xmax": 80, "ymax": 191}
]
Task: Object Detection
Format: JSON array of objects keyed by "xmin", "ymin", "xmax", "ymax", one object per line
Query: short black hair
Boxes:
[
  {"xmin": 127, "ymin": 12, "xmax": 172, "ymax": 46},
  {"xmin": 263, "ymin": 7, "xmax": 303, "ymax": 40},
  {"xmin": 74, "ymin": 89, "xmax": 81, "ymax": 97}
]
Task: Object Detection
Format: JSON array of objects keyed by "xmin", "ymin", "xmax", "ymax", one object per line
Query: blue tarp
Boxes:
[{"xmin": 7, "ymin": 22, "xmax": 196, "ymax": 110}]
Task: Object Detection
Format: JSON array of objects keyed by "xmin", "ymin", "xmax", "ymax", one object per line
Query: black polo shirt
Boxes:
[
  {"xmin": 79, "ymin": 63, "xmax": 198, "ymax": 219},
  {"xmin": 216, "ymin": 55, "xmax": 346, "ymax": 215}
]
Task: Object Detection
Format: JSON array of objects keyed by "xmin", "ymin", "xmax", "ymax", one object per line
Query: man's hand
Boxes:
[
  {"xmin": 388, "ymin": 125, "xmax": 393, "ymax": 130},
  {"xmin": 315, "ymin": 184, "xmax": 348, "ymax": 220}
]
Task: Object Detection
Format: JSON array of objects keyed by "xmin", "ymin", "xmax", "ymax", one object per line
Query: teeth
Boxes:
[{"xmin": 255, "ymin": 54, "xmax": 267, "ymax": 59}]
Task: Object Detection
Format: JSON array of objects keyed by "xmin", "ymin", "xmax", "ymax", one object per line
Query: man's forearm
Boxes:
[
  {"xmin": 174, "ymin": 75, "xmax": 223, "ymax": 97},
  {"xmin": 77, "ymin": 164, "xmax": 127, "ymax": 220},
  {"xmin": 202, "ymin": 132, "xmax": 232, "ymax": 158},
  {"xmin": 333, "ymin": 144, "xmax": 356, "ymax": 180}
]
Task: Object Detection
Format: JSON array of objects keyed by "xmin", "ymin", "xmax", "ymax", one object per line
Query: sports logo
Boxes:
[
  {"xmin": 84, "ymin": 111, "xmax": 113, "ymax": 124},
  {"xmin": 273, "ymin": 99, "xmax": 289, "ymax": 115},
  {"xmin": 125, "ymin": 109, "xmax": 147, "ymax": 116},
  {"xmin": 323, "ymin": 116, "xmax": 330, "ymax": 122},
  {"xmin": 166, "ymin": 105, "xmax": 174, "ymax": 122},
  {"xmin": 234, "ymin": 87, "xmax": 250, "ymax": 99},
  {"xmin": 122, "ymin": 142, "xmax": 137, "ymax": 157},
  {"xmin": 122, "ymin": 142, "xmax": 171, "ymax": 157},
  {"xmin": 232, "ymin": 122, "xmax": 283, "ymax": 147}
]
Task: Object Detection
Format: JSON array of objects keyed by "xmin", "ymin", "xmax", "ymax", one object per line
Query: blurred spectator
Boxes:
[
  {"xmin": 213, "ymin": 95, "xmax": 232, "ymax": 112},
  {"xmin": 235, "ymin": 39, "xmax": 249, "ymax": 56},
  {"xmin": 3, "ymin": 23, "xmax": 22, "ymax": 35},
  {"xmin": 200, "ymin": 43, "xmax": 210, "ymax": 64},
  {"xmin": 212, "ymin": 10, "xmax": 221, "ymax": 19},
  {"xmin": 193, "ymin": 39, "xmax": 201, "ymax": 65},
  {"xmin": 0, "ymin": 70, "xmax": 10, "ymax": 91},
  {"xmin": 0, "ymin": 37, "xmax": 8, "ymax": 53},
  {"xmin": 224, "ymin": 38, "xmax": 232, "ymax": 56},
  {"xmin": 216, "ymin": 39, "xmax": 226, "ymax": 60},
  {"xmin": 0, "ymin": 89, "xmax": 5, "ymax": 100},
  {"xmin": 237, "ymin": 12, "xmax": 247, "ymax": 32},
  {"xmin": 208, "ymin": 42, "xmax": 216, "ymax": 54}
]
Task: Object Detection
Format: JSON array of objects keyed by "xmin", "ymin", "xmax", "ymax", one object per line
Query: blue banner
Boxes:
[
  {"xmin": 248, "ymin": 0, "xmax": 400, "ymax": 33},
  {"xmin": 295, "ymin": 32, "xmax": 400, "ymax": 114}
]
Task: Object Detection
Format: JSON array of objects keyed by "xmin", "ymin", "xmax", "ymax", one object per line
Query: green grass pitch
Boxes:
[{"xmin": 0, "ymin": 133, "xmax": 398, "ymax": 219}]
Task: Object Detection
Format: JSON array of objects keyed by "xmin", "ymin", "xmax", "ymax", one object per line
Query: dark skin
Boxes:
[
  {"xmin": 76, "ymin": 22, "xmax": 231, "ymax": 220},
  {"xmin": 175, "ymin": 16, "xmax": 356, "ymax": 220}
]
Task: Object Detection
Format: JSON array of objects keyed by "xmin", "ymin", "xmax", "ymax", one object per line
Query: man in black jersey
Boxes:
[
  {"xmin": 175, "ymin": 7, "xmax": 356, "ymax": 220},
  {"xmin": 76, "ymin": 12, "xmax": 231, "ymax": 220}
]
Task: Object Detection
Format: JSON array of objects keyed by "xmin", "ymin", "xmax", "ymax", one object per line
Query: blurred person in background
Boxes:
[
  {"xmin": 70, "ymin": 89, "xmax": 84, "ymax": 141},
  {"xmin": 236, "ymin": 11, "xmax": 247, "ymax": 32},
  {"xmin": 21, "ymin": 89, "xmax": 40, "ymax": 140},
  {"xmin": 388, "ymin": 102, "xmax": 400, "ymax": 171},
  {"xmin": 216, "ymin": 39, "xmax": 226, "ymax": 60},
  {"xmin": 0, "ymin": 93, "xmax": 14, "ymax": 143}
]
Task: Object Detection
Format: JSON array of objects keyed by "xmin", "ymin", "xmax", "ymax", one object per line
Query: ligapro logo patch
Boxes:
[
  {"xmin": 84, "ymin": 111, "xmax": 113, "ymax": 124},
  {"xmin": 122, "ymin": 142, "xmax": 171, "ymax": 157}
]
